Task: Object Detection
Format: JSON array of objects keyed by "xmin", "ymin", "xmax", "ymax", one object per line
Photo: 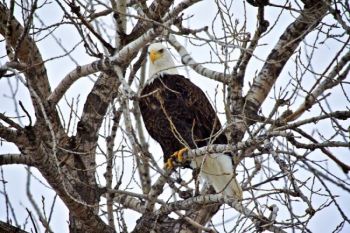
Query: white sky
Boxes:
[{"xmin": 1, "ymin": 0, "xmax": 349, "ymax": 232}]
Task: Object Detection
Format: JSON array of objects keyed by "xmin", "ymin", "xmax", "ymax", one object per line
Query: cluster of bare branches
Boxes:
[{"xmin": 0, "ymin": 0, "xmax": 349, "ymax": 232}]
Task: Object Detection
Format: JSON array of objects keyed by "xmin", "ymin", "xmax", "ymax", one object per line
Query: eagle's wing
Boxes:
[
  {"xmin": 167, "ymin": 75, "xmax": 242, "ymax": 199},
  {"xmin": 169, "ymin": 75, "xmax": 227, "ymax": 147}
]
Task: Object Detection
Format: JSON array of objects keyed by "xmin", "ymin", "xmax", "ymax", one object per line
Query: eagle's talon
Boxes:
[
  {"xmin": 165, "ymin": 158, "xmax": 174, "ymax": 170},
  {"xmin": 165, "ymin": 148, "xmax": 189, "ymax": 170},
  {"xmin": 172, "ymin": 147, "xmax": 188, "ymax": 162}
]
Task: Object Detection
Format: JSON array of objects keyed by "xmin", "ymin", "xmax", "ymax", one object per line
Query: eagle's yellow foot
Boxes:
[
  {"xmin": 165, "ymin": 158, "xmax": 174, "ymax": 170},
  {"xmin": 172, "ymin": 147, "xmax": 188, "ymax": 162},
  {"xmin": 164, "ymin": 148, "xmax": 188, "ymax": 170}
]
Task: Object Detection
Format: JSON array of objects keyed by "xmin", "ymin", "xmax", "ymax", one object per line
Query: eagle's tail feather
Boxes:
[{"xmin": 192, "ymin": 153, "xmax": 242, "ymax": 199}]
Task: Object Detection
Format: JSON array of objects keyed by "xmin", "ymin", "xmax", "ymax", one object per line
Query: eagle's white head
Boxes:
[{"xmin": 148, "ymin": 43, "xmax": 178, "ymax": 79}]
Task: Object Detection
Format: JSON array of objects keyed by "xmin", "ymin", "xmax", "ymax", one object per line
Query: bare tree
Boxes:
[{"xmin": 0, "ymin": 0, "xmax": 349, "ymax": 232}]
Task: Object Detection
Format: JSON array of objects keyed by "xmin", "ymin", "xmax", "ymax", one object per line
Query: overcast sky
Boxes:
[{"xmin": 1, "ymin": 1, "xmax": 349, "ymax": 232}]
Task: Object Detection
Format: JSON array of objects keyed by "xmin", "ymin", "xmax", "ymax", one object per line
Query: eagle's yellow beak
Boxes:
[{"xmin": 149, "ymin": 50, "xmax": 161, "ymax": 64}]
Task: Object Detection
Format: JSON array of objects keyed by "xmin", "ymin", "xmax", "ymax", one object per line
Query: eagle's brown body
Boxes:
[{"xmin": 139, "ymin": 74, "xmax": 227, "ymax": 163}]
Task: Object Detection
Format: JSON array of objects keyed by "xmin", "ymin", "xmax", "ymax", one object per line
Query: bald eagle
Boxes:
[{"xmin": 139, "ymin": 43, "xmax": 242, "ymax": 199}]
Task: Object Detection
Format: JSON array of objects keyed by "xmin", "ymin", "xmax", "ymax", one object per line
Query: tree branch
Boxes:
[
  {"xmin": 245, "ymin": 1, "xmax": 327, "ymax": 114},
  {"xmin": 0, "ymin": 154, "xmax": 33, "ymax": 166},
  {"xmin": 126, "ymin": 0, "xmax": 175, "ymax": 43},
  {"xmin": 0, "ymin": 112, "xmax": 22, "ymax": 130},
  {"xmin": 0, "ymin": 220, "xmax": 29, "ymax": 233},
  {"xmin": 168, "ymin": 34, "xmax": 230, "ymax": 84},
  {"xmin": 0, "ymin": 124, "xmax": 21, "ymax": 144},
  {"xmin": 0, "ymin": 2, "xmax": 51, "ymax": 108},
  {"xmin": 156, "ymin": 194, "xmax": 287, "ymax": 233},
  {"xmin": 48, "ymin": 24, "xmax": 164, "ymax": 105},
  {"xmin": 284, "ymin": 50, "xmax": 350, "ymax": 122}
]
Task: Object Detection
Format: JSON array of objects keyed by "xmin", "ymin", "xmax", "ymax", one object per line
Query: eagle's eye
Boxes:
[{"xmin": 158, "ymin": 48, "xmax": 164, "ymax": 53}]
